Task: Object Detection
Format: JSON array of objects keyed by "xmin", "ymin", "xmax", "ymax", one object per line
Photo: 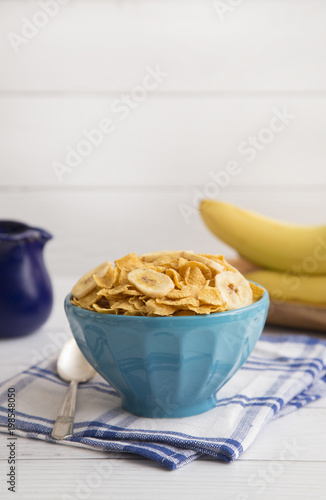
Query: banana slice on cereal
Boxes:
[
  {"xmin": 140, "ymin": 250, "xmax": 184, "ymax": 262},
  {"xmin": 181, "ymin": 251, "xmax": 224, "ymax": 273},
  {"xmin": 214, "ymin": 271, "xmax": 253, "ymax": 310},
  {"xmin": 127, "ymin": 268, "xmax": 174, "ymax": 298},
  {"xmin": 72, "ymin": 261, "xmax": 111, "ymax": 299}
]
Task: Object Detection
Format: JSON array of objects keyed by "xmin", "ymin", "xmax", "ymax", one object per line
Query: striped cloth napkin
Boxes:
[{"xmin": 1, "ymin": 334, "xmax": 326, "ymax": 470}]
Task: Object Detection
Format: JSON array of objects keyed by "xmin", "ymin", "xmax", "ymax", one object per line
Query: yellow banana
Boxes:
[
  {"xmin": 200, "ymin": 200, "xmax": 326, "ymax": 275},
  {"xmin": 245, "ymin": 269, "xmax": 326, "ymax": 305}
]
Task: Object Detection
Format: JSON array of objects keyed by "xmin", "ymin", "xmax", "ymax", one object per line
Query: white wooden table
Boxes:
[
  {"xmin": 1, "ymin": 0, "xmax": 325, "ymax": 497},
  {"xmin": 0, "ymin": 277, "xmax": 325, "ymax": 500}
]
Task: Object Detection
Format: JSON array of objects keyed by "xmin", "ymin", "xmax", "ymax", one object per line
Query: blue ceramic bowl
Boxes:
[{"xmin": 65, "ymin": 285, "xmax": 269, "ymax": 418}]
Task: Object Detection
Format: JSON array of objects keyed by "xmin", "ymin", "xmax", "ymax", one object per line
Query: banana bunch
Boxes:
[{"xmin": 200, "ymin": 200, "xmax": 326, "ymax": 311}]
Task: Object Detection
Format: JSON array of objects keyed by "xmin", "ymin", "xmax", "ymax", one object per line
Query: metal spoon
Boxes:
[{"xmin": 51, "ymin": 338, "xmax": 96, "ymax": 440}]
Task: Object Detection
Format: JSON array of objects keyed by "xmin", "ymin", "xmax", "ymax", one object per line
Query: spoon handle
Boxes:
[{"xmin": 51, "ymin": 380, "xmax": 78, "ymax": 440}]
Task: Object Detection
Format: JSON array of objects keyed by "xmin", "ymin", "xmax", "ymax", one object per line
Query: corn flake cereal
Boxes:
[{"xmin": 71, "ymin": 251, "xmax": 264, "ymax": 316}]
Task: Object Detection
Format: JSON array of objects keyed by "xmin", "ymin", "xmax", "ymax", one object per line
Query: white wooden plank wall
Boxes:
[{"xmin": 0, "ymin": 0, "xmax": 325, "ymax": 277}]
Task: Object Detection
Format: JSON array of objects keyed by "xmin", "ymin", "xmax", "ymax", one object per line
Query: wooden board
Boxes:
[
  {"xmin": 265, "ymin": 300, "xmax": 326, "ymax": 332},
  {"xmin": 229, "ymin": 258, "xmax": 326, "ymax": 332}
]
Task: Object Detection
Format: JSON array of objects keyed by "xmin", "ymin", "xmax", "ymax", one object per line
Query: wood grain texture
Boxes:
[
  {"xmin": 0, "ymin": 278, "xmax": 325, "ymax": 499},
  {"xmin": 0, "ymin": 1, "xmax": 325, "ymax": 496},
  {"xmin": 0, "ymin": 189, "xmax": 325, "ymax": 276},
  {"xmin": 267, "ymin": 301, "xmax": 326, "ymax": 332},
  {"xmin": 0, "ymin": 457, "xmax": 325, "ymax": 500},
  {"xmin": 0, "ymin": 96, "xmax": 325, "ymax": 187},
  {"xmin": 229, "ymin": 258, "xmax": 326, "ymax": 332},
  {"xmin": 1, "ymin": 0, "xmax": 326, "ymax": 92}
]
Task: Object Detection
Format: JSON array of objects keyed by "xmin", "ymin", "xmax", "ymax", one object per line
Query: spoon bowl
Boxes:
[
  {"xmin": 57, "ymin": 337, "xmax": 96, "ymax": 383},
  {"xmin": 51, "ymin": 338, "xmax": 96, "ymax": 440}
]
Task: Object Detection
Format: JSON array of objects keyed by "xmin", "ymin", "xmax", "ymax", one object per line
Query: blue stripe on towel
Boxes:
[{"xmin": 0, "ymin": 334, "xmax": 326, "ymax": 470}]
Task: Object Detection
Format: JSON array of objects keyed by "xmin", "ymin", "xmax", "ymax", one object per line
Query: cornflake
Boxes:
[{"xmin": 71, "ymin": 251, "xmax": 264, "ymax": 316}]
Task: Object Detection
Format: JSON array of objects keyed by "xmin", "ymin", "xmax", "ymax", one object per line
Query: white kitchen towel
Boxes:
[{"xmin": 1, "ymin": 334, "xmax": 326, "ymax": 470}]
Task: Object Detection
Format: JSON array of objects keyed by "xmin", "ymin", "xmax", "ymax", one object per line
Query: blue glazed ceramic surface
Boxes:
[
  {"xmin": 65, "ymin": 286, "xmax": 269, "ymax": 418},
  {"xmin": 0, "ymin": 221, "xmax": 53, "ymax": 338}
]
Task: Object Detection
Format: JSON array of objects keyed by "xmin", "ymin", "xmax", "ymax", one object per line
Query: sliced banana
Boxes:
[
  {"xmin": 181, "ymin": 251, "xmax": 224, "ymax": 273},
  {"xmin": 127, "ymin": 268, "xmax": 174, "ymax": 298},
  {"xmin": 71, "ymin": 261, "xmax": 111, "ymax": 299},
  {"xmin": 214, "ymin": 271, "xmax": 253, "ymax": 310},
  {"xmin": 140, "ymin": 250, "xmax": 184, "ymax": 262}
]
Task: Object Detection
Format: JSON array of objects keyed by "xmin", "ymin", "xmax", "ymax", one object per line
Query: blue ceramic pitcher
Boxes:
[{"xmin": 0, "ymin": 221, "xmax": 53, "ymax": 338}]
